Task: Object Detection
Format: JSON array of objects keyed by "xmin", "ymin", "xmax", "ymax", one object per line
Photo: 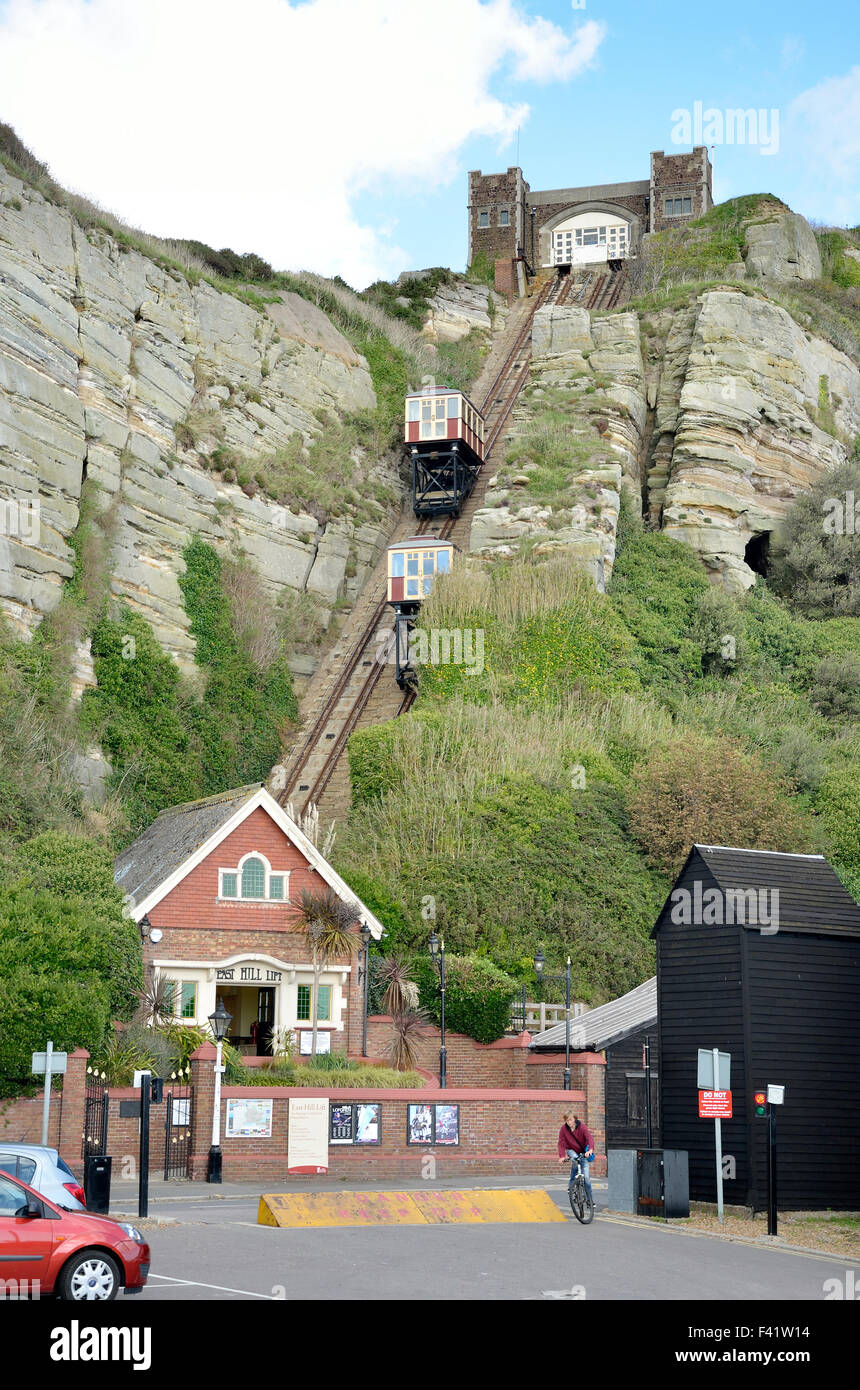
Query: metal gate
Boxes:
[
  {"xmin": 163, "ymin": 1077, "xmax": 193, "ymax": 1179},
  {"xmin": 82, "ymin": 1068, "xmax": 109, "ymax": 1158}
]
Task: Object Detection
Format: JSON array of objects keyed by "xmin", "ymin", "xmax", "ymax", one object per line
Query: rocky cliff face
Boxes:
[
  {"xmin": 471, "ymin": 261, "xmax": 859, "ymax": 593},
  {"xmin": 0, "ymin": 161, "xmax": 401, "ymax": 687}
]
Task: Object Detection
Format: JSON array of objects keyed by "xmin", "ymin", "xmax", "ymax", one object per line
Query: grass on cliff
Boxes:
[
  {"xmin": 79, "ymin": 538, "xmax": 298, "ymax": 840},
  {"xmin": 340, "ymin": 501, "xmax": 860, "ymax": 992}
]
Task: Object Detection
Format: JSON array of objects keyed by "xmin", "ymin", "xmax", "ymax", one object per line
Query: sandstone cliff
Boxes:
[
  {"xmin": 0, "ymin": 160, "xmax": 402, "ymax": 688},
  {"xmin": 471, "ymin": 227, "xmax": 859, "ymax": 593}
]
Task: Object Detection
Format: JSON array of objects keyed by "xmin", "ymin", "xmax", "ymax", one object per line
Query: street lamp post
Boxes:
[
  {"xmin": 358, "ymin": 922, "xmax": 372, "ymax": 1058},
  {"xmin": 207, "ymin": 998, "xmax": 232, "ymax": 1184},
  {"xmin": 534, "ymin": 948, "xmax": 572, "ymax": 1090},
  {"xmin": 428, "ymin": 932, "xmax": 447, "ymax": 1089}
]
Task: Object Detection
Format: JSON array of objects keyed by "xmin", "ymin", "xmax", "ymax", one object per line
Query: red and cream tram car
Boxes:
[
  {"xmin": 404, "ymin": 387, "xmax": 485, "ymax": 517},
  {"xmin": 386, "ymin": 535, "xmax": 456, "ymax": 688}
]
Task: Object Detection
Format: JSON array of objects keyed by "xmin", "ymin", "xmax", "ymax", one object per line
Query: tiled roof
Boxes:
[
  {"xmin": 530, "ymin": 976, "xmax": 657, "ymax": 1052},
  {"xmin": 114, "ymin": 784, "xmax": 261, "ymax": 908},
  {"xmin": 652, "ymin": 845, "xmax": 860, "ymax": 938}
]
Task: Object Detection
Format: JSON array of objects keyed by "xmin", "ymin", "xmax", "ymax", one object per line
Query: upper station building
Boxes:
[{"xmin": 467, "ymin": 148, "xmax": 713, "ymax": 273}]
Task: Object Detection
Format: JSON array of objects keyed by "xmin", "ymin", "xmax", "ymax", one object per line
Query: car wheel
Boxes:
[{"xmin": 57, "ymin": 1248, "xmax": 121, "ymax": 1301}]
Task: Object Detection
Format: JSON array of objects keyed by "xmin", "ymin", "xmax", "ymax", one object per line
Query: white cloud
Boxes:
[
  {"xmin": 786, "ymin": 66, "xmax": 860, "ymax": 221},
  {"xmin": 0, "ymin": 0, "xmax": 605, "ymax": 286}
]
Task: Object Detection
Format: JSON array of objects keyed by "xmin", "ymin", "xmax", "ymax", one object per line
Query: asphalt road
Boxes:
[{"xmin": 128, "ymin": 1187, "xmax": 853, "ymax": 1302}]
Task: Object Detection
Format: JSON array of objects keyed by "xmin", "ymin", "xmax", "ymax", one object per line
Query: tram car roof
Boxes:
[{"xmin": 387, "ymin": 535, "xmax": 458, "ymax": 553}]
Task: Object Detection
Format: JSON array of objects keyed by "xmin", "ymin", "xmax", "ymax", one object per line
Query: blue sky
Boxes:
[{"xmin": 0, "ymin": 0, "xmax": 857, "ymax": 286}]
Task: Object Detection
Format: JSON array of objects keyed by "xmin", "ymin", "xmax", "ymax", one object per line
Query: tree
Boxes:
[
  {"xmin": 769, "ymin": 458, "xmax": 860, "ymax": 617},
  {"xmin": 626, "ymin": 735, "xmax": 817, "ymax": 877},
  {"xmin": 295, "ymin": 888, "xmax": 359, "ymax": 1059}
]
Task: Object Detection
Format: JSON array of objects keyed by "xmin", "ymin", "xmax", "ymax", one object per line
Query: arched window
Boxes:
[{"xmin": 241, "ymin": 857, "xmax": 266, "ymax": 899}]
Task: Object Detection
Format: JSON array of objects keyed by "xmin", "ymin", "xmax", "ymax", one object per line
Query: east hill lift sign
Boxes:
[{"xmin": 698, "ymin": 1089, "xmax": 732, "ymax": 1119}]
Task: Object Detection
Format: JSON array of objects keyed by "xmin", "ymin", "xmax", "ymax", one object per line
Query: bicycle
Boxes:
[{"xmin": 566, "ymin": 1154, "xmax": 595, "ymax": 1225}]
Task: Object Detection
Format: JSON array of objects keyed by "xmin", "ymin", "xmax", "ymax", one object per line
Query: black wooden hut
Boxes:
[{"xmin": 654, "ymin": 844, "xmax": 860, "ymax": 1211}]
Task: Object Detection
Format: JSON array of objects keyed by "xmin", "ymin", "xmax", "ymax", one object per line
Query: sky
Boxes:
[{"xmin": 0, "ymin": 0, "xmax": 857, "ymax": 288}]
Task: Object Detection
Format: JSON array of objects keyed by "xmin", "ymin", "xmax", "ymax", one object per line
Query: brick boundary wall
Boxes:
[{"xmin": 187, "ymin": 1044, "xmax": 605, "ymax": 1182}]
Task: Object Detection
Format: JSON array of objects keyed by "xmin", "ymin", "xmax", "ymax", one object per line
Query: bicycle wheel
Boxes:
[{"xmin": 569, "ymin": 1176, "xmax": 594, "ymax": 1225}]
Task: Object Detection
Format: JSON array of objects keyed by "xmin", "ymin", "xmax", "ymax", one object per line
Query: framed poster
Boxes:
[
  {"xmin": 171, "ymin": 1097, "xmax": 191, "ymax": 1128},
  {"xmin": 406, "ymin": 1103, "xmax": 433, "ymax": 1145},
  {"xmin": 434, "ymin": 1104, "xmax": 460, "ymax": 1146},
  {"xmin": 328, "ymin": 1102, "xmax": 382, "ymax": 1145},
  {"xmin": 300, "ymin": 1030, "xmax": 332, "ymax": 1056},
  {"xmin": 330, "ymin": 1103, "xmax": 355, "ymax": 1144},
  {"xmin": 355, "ymin": 1103, "xmax": 381, "ymax": 1145},
  {"xmin": 406, "ymin": 1103, "xmax": 460, "ymax": 1146},
  {"xmin": 288, "ymin": 1097, "xmax": 328, "ymax": 1173},
  {"xmin": 225, "ymin": 1098, "xmax": 273, "ymax": 1138}
]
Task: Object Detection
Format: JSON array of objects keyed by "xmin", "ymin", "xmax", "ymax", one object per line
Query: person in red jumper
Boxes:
[{"xmin": 558, "ymin": 1111, "xmax": 594, "ymax": 1199}]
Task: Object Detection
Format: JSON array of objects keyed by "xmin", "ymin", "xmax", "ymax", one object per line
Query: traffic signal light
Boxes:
[
  {"xmin": 754, "ymin": 1090, "xmax": 767, "ymax": 1118},
  {"xmin": 150, "ymin": 1076, "xmax": 164, "ymax": 1104}
]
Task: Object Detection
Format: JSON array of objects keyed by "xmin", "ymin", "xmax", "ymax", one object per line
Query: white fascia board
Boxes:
[{"xmin": 132, "ymin": 787, "xmax": 383, "ymax": 938}]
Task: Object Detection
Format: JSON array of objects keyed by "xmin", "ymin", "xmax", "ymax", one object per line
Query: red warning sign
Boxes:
[{"xmin": 699, "ymin": 1089, "xmax": 732, "ymax": 1119}]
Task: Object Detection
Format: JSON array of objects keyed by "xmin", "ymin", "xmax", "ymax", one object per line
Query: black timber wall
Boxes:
[
  {"xmin": 743, "ymin": 929, "xmax": 860, "ymax": 1211},
  {"xmin": 657, "ymin": 920, "xmax": 750, "ymax": 1207},
  {"xmin": 605, "ymin": 1026, "xmax": 661, "ymax": 1149}
]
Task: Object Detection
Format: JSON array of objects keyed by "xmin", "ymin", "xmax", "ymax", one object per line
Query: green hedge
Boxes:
[{"xmin": 412, "ymin": 953, "xmax": 518, "ymax": 1044}]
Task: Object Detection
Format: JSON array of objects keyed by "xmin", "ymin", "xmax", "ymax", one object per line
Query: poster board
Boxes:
[
  {"xmin": 288, "ymin": 1097, "xmax": 329, "ymax": 1173},
  {"xmin": 328, "ymin": 1102, "xmax": 382, "ymax": 1145},
  {"xmin": 299, "ymin": 1030, "xmax": 332, "ymax": 1056},
  {"xmin": 407, "ymin": 1104, "xmax": 459, "ymax": 1146},
  {"xmin": 225, "ymin": 1098, "xmax": 273, "ymax": 1138}
]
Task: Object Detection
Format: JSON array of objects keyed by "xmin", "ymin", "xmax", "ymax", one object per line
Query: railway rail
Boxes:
[{"xmin": 277, "ymin": 266, "xmax": 625, "ymax": 810}]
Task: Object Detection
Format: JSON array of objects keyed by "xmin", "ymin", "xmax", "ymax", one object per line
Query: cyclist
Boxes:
[{"xmin": 557, "ymin": 1111, "xmax": 595, "ymax": 1200}]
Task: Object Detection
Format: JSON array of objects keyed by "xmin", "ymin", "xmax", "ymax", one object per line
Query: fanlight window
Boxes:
[{"xmin": 219, "ymin": 853, "xmax": 289, "ymax": 902}]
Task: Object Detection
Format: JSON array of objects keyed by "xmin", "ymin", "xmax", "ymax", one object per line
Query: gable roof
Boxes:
[
  {"xmin": 651, "ymin": 844, "xmax": 860, "ymax": 939},
  {"xmin": 114, "ymin": 784, "xmax": 384, "ymax": 939},
  {"xmin": 530, "ymin": 977, "xmax": 657, "ymax": 1052}
]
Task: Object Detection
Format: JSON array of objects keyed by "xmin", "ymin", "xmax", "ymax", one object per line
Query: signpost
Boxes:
[
  {"xmin": 697, "ymin": 1048, "xmax": 731, "ymax": 1223},
  {"xmin": 31, "ymin": 1042, "xmax": 68, "ymax": 1146}
]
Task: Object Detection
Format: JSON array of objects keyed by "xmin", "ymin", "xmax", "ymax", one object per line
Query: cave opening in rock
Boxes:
[{"xmin": 744, "ymin": 531, "xmax": 771, "ymax": 578}]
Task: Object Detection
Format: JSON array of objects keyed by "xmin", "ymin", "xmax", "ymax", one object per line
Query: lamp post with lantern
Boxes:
[
  {"xmin": 534, "ymin": 947, "xmax": 572, "ymax": 1090},
  {"xmin": 358, "ymin": 922, "xmax": 373, "ymax": 1058},
  {"xmin": 428, "ymin": 931, "xmax": 447, "ymax": 1089},
  {"xmin": 207, "ymin": 998, "xmax": 232, "ymax": 1184}
]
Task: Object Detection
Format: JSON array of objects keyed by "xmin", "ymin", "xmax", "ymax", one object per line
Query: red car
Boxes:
[{"xmin": 0, "ymin": 1169, "xmax": 150, "ymax": 1300}]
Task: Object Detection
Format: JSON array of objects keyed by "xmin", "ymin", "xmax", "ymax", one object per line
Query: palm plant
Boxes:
[
  {"xmin": 295, "ymin": 888, "xmax": 360, "ymax": 1059},
  {"xmin": 133, "ymin": 968, "xmax": 174, "ymax": 1028},
  {"xmin": 373, "ymin": 955, "xmax": 419, "ymax": 1016},
  {"xmin": 387, "ymin": 1008, "xmax": 430, "ymax": 1073}
]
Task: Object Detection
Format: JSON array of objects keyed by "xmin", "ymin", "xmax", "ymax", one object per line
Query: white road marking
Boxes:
[{"xmin": 147, "ymin": 1273, "xmax": 276, "ymax": 1298}]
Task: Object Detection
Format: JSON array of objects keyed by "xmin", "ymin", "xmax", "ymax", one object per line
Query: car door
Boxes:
[{"xmin": 0, "ymin": 1173, "xmax": 56, "ymax": 1295}]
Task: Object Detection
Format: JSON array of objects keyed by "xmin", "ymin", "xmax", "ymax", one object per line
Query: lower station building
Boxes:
[
  {"xmin": 114, "ymin": 784, "xmax": 382, "ymax": 1056},
  {"xmin": 468, "ymin": 148, "xmax": 713, "ymax": 272}
]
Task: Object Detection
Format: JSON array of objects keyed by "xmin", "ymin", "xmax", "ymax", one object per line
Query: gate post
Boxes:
[
  {"xmin": 58, "ymin": 1049, "xmax": 90, "ymax": 1174},
  {"xmin": 188, "ymin": 1043, "xmax": 217, "ymax": 1181}
]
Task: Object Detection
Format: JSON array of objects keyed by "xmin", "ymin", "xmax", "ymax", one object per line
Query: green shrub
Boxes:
[
  {"xmin": 0, "ymin": 969, "xmax": 110, "ymax": 1098},
  {"xmin": 815, "ymin": 766, "xmax": 860, "ymax": 899},
  {"xmin": 626, "ymin": 734, "xmax": 818, "ymax": 876},
  {"xmin": 769, "ymin": 458, "xmax": 860, "ymax": 618},
  {"xmin": 412, "ymin": 953, "xmax": 517, "ymax": 1044},
  {"xmin": 809, "ymin": 654, "xmax": 860, "ymax": 720}
]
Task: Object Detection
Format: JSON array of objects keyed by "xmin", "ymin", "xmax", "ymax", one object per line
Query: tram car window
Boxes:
[
  {"xmin": 387, "ymin": 537, "xmax": 456, "ymax": 605},
  {"xmin": 405, "ymin": 388, "xmax": 485, "ymax": 518}
]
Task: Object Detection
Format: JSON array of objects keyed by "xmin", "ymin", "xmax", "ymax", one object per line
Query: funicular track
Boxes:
[{"xmin": 277, "ymin": 276, "xmax": 557, "ymax": 814}]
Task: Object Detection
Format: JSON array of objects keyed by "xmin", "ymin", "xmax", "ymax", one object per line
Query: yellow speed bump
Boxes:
[{"xmin": 258, "ymin": 1188, "xmax": 564, "ymax": 1229}]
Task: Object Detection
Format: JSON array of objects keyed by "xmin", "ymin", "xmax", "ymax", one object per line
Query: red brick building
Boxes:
[{"xmin": 114, "ymin": 785, "xmax": 383, "ymax": 1056}]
